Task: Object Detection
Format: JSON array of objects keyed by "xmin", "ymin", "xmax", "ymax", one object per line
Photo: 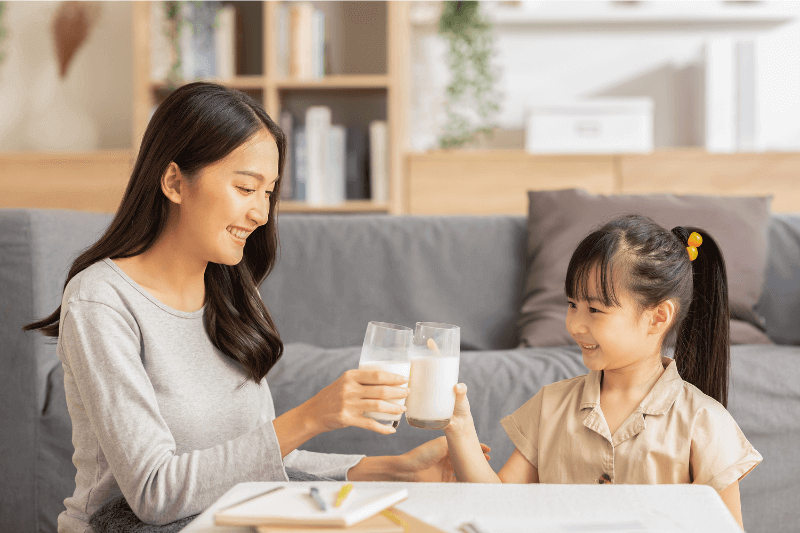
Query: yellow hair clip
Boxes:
[{"xmin": 686, "ymin": 231, "xmax": 703, "ymax": 261}]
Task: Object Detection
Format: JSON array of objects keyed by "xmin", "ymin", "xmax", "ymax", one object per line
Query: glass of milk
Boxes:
[
  {"xmin": 358, "ymin": 321, "xmax": 413, "ymax": 429},
  {"xmin": 405, "ymin": 322, "xmax": 460, "ymax": 430}
]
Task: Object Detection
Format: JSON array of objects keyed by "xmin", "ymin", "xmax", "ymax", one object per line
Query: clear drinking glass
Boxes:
[
  {"xmin": 405, "ymin": 322, "xmax": 461, "ymax": 430},
  {"xmin": 357, "ymin": 321, "xmax": 413, "ymax": 429}
]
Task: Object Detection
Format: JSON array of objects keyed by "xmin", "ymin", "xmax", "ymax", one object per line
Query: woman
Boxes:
[{"xmin": 25, "ymin": 82, "xmax": 466, "ymax": 532}]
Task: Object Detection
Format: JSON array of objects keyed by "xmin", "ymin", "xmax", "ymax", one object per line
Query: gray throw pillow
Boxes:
[{"xmin": 518, "ymin": 189, "xmax": 772, "ymax": 347}]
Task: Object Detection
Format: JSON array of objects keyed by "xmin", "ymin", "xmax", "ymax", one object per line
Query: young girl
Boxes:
[{"xmin": 444, "ymin": 214, "xmax": 762, "ymax": 529}]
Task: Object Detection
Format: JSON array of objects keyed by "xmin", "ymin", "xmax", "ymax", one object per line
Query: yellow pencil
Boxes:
[{"xmin": 334, "ymin": 483, "xmax": 353, "ymax": 508}]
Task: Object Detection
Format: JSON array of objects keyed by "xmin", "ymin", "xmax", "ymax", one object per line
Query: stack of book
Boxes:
[
  {"xmin": 280, "ymin": 107, "xmax": 388, "ymax": 205},
  {"xmin": 150, "ymin": 1, "xmax": 237, "ymax": 82},
  {"xmin": 276, "ymin": 2, "xmax": 326, "ymax": 79}
]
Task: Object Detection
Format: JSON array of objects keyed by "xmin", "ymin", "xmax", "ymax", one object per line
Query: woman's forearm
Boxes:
[
  {"xmin": 445, "ymin": 416, "xmax": 502, "ymax": 483},
  {"xmin": 272, "ymin": 403, "xmax": 320, "ymax": 458},
  {"xmin": 346, "ymin": 456, "xmax": 403, "ymax": 481}
]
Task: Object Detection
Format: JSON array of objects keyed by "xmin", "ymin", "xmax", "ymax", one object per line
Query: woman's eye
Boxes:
[
  {"xmin": 567, "ymin": 301, "xmax": 576, "ymax": 309},
  {"xmin": 589, "ymin": 307, "xmax": 601, "ymax": 313},
  {"xmin": 237, "ymin": 187, "xmax": 255, "ymax": 195}
]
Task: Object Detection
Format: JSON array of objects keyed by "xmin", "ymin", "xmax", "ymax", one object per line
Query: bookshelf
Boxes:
[{"xmin": 132, "ymin": 1, "xmax": 411, "ymax": 214}]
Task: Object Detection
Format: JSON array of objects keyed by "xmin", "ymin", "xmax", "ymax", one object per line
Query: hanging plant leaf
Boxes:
[{"xmin": 437, "ymin": 0, "xmax": 502, "ymax": 149}]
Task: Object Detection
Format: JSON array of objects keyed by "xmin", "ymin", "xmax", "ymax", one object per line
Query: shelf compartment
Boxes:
[
  {"xmin": 273, "ymin": 75, "xmax": 390, "ymax": 90},
  {"xmin": 150, "ymin": 76, "xmax": 267, "ymax": 90},
  {"xmin": 278, "ymin": 200, "xmax": 390, "ymax": 214}
]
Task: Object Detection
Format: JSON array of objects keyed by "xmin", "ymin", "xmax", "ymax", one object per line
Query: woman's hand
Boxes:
[
  {"xmin": 347, "ymin": 436, "xmax": 491, "ymax": 482},
  {"xmin": 303, "ymin": 369, "xmax": 410, "ymax": 436},
  {"xmin": 398, "ymin": 436, "xmax": 491, "ymax": 482}
]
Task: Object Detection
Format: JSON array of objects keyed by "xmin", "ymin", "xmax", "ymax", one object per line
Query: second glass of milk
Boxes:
[
  {"xmin": 358, "ymin": 321, "xmax": 413, "ymax": 428},
  {"xmin": 405, "ymin": 322, "xmax": 460, "ymax": 430}
]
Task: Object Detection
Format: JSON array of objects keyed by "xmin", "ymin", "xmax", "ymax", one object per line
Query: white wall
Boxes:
[
  {"xmin": 1, "ymin": 1, "xmax": 798, "ymax": 153},
  {"xmin": 0, "ymin": 1, "xmax": 132, "ymax": 151},
  {"xmin": 410, "ymin": 0, "xmax": 800, "ymax": 152}
]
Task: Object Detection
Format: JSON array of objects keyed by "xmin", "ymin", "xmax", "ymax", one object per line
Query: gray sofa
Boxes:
[{"xmin": 2, "ymin": 208, "xmax": 799, "ymax": 533}]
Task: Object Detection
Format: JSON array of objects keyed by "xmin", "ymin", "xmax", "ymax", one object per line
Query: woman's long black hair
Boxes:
[
  {"xmin": 24, "ymin": 82, "xmax": 285, "ymax": 384},
  {"xmin": 565, "ymin": 214, "xmax": 730, "ymax": 407}
]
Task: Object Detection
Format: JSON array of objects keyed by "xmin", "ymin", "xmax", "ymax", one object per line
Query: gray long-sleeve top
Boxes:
[{"xmin": 56, "ymin": 259, "xmax": 364, "ymax": 533}]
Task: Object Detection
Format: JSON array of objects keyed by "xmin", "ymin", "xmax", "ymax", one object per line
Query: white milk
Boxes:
[
  {"xmin": 405, "ymin": 355, "xmax": 460, "ymax": 425},
  {"xmin": 358, "ymin": 360, "xmax": 411, "ymax": 422}
]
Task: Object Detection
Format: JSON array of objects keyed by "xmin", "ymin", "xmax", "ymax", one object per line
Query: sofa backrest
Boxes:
[{"xmin": 261, "ymin": 214, "xmax": 529, "ymax": 351}]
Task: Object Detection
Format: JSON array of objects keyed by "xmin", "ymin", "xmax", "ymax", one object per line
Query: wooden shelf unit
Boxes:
[{"xmin": 132, "ymin": 1, "xmax": 411, "ymax": 215}]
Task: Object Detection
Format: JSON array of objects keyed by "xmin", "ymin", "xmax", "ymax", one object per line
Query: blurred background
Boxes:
[{"xmin": 0, "ymin": 0, "xmax": 798, "ymax": 214}]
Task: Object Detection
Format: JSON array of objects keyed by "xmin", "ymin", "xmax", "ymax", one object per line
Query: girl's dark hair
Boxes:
[
  {"xmin": 24, "ymin": 82, "xmax": 285, "ymax": 383},
  {"xmin": 565, "ymin": 214, "xmax": 730, "ymax": 407}
]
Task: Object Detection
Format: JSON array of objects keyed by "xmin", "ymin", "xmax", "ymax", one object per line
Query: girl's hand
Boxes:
[
  {"xmin": 303, "ymin": 369, "xmax": 409, "ymax": 435},
  {"xmin": 444, "ymin": 383, "xmax": 476, "ymax": 438},
  {"xmin": 397, "ymin": 436, "xmax": 492, "ymax": 483}
]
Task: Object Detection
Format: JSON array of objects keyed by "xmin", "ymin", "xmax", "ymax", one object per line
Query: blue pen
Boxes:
[{"xmin": 309, "ymin": 487, "xmax": 326, "ymax": 511}]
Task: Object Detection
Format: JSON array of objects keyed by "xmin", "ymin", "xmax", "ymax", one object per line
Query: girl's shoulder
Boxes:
[{"xmin": 674, "ymin": 378, "xmax": 733, "ymax": 422}]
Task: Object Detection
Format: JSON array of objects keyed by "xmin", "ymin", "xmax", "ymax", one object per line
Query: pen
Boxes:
[
  {"xmin": 216, "ymin": 485, "xmax": 285, "ymax": 513},
  {"xmin": 334, "ymin": 483, "xmax": 353, "ymax": 507},
  {"xmin": 309, "ymin": 486, "xmax": 327, "ymax": 511}
]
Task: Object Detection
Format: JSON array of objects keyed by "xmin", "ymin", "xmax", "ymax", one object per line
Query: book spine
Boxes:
[
  {"xmin": 290, "ymin": 2, "xmax": 314, "ymax": 78},
  {"xmin": 305, "ymin": 106, "xmax": 331, "ymax": 205},
  {"xmin": 294, "ymin": 126, "xmax": 307, "ymax": 201},
  {"xmin": 276, "ymin": 3, "xmax": 289, "ymax": 78},
  {"xmin": 215, "ymin": 4, "xmax": 236, "ymax": 79},
  {"xmin": 280, "ymin": 111, "xmax": 295, "ymax": 200},
  {"xmin": 328, "ymin": 125, "xmax": 346, "ymax": 204},
  {"xmin": 312, "ymin": 9, "xmax": 325, "ymax": 79},
  {"xmin": 369, "ymin": 120, "xmax": 388, "ymax": 202},
  {"xmin": 345, "ymin": 127, "xmax": 368, "ymax": 200}
]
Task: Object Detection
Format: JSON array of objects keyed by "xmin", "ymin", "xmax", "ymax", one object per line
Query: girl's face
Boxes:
[
  {"xmin": 178, "ymin": 130, "xmax": 279, "ymax": 266},
  {"xmin": 566, "ymin": 267, "xmax": 662, "ymax": 372}
]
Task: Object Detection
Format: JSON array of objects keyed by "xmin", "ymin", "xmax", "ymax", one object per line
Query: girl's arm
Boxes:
[
  {"xmin": 718, "ymin": 481, "xmax": 744, "ymax": 530},
  {"xmin": 445, "ymin": 383, "xmax": 538, "ymax": 484},
  {"xmin": 498, "ymin": 448, "xmax": 539, "ymax": 484}
]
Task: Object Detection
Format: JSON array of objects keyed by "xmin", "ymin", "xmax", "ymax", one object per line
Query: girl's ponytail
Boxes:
[{"xmin": 670, "ymin": 226, "xmax": 731, "ymax": 407}]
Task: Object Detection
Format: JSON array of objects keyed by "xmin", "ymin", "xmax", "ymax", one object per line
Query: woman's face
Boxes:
[{"xmin": 178, "ymin": 129, "xmax": 279, "ymax": 266}]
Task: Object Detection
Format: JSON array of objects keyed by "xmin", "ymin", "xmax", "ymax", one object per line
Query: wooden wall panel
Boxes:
[
  {"xmin": 619, "ymin": 149, "xmax": 800, "ymax": 213},
  {"xmin": 0, "ymin": 151, "xmax": 134, "ymax": 213},
  {"xmin": 407, "ymin": 150, "xmax": 616, "ymax": 215}
]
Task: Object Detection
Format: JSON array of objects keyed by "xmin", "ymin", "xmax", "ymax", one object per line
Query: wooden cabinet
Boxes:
[
  {"xmin": 406, "ymin": 149, "xmax": 800, "ymax": 215},
  {"xmin": 132, "ymin": 1, "xmax": 411, "ymax": 214}
]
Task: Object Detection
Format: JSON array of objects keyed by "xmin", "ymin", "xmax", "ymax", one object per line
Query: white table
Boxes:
[{"xmin": 181, "ymin": 481, "xmax": 742, "ymax": 533}]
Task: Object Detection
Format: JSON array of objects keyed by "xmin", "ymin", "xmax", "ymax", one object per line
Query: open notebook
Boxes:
[{"xmin": 214, "ymin": 485, "xmax": 409, "ymax": 528}]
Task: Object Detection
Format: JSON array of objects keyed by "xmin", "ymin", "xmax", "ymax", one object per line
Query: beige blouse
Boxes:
[{"xmin": 500, "ymin": 357, "xmax": 761, "ymax": 490}]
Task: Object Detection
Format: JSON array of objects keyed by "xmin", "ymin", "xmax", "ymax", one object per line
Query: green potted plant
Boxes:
[
  {"xmin": 0, "ymin": 2, "xmax": 7, "ymax": 70},
  {"xmin": 437, "ymin": 0, "xmax": 502, "ymax": 149}
]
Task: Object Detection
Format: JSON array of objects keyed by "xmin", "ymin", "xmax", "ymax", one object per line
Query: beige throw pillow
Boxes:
[{"xmin": 518, "ymin": 189, "xmax": 773, "ymax": 347}]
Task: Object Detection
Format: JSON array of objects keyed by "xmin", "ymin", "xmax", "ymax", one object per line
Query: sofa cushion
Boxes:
[
  {"xmin": 518, "ymin": 189, "xmax": 772, "ymax": 347},
  {"xmin": 756, "ymin": 214, "xmax": 800, "ymax": 344}
]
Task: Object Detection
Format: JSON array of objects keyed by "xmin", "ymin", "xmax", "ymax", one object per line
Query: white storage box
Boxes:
[{"xmin": 524, "ymin": 98, "xmax": 654, "ymax": 154}]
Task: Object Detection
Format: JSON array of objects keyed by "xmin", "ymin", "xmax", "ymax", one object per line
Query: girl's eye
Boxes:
[
  {"xmin": 567, "ymin": 301, "xmax": 576, "ymax": 309},
  {"xmin": 237, "ymin": 187, "xmax": 255, "ymax": 195},
  {"xmin": 589, "ymin": 307, "xmax": 601, "ymax": 314}
]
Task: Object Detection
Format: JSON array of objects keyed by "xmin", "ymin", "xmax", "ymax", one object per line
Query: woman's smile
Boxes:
[{"xmin": 227, "ymin": 226, "xmax": 251, "ymax": 245}]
